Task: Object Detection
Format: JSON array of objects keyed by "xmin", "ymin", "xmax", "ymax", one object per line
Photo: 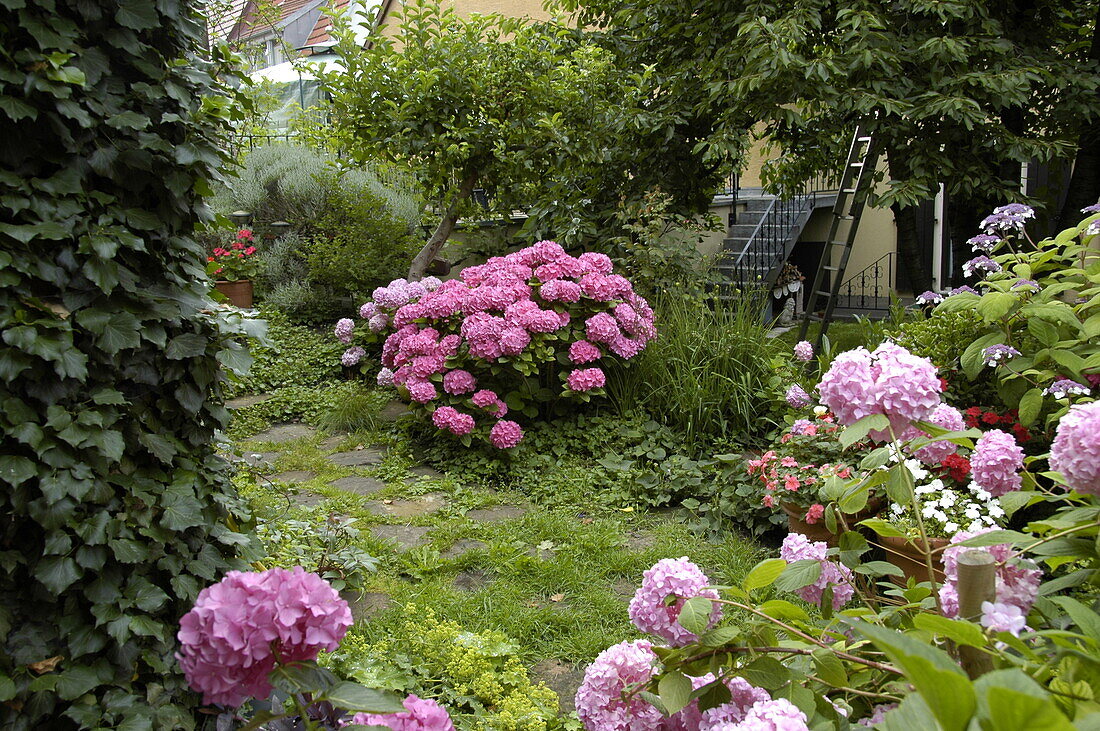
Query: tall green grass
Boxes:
[{"xmin": 606, "ymin": 292, "xmax": 783, "ymax": 448}]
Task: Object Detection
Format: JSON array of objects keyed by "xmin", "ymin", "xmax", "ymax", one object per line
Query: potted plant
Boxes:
[
  {"xmin": 747, "ymin": 411, "xmax": 883, "ymax": 544},
  {"xmin": 207, "ymin": 229, "xmax": 261, "ymax": 307}
]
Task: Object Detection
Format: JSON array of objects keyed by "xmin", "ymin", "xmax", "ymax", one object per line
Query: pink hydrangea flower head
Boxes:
[
  {"xmin": 578, "ymin": 251, "xmax": 614, "ymax": 274},
  {"xmin": 585, "ymin": 312, "xmax": 621, "ymax": 344},
  {"xmin": 334, "ymin": 318, "xmax": 354, "ymax": 344},
  {"xmin": 360, "ymin": 302, "xmax": 379, "ymax": 319},
  {"xmin": 567, "ymin": 368, "xmax": 606, "ymax": 392},
  {"xmin": 723, "ymin": 698, "xmax": 810, "ymax": 731},
  {"xmin": 368, "ymin": 313, "xmax": 390, "ymax": 332},
  {"xmin": 569, "ymin": 340, "xmax": 602, "ymax": 364},
  {"xmin": 793, "ymin": 341, "xmax": 814, "ymax": 362},
  {"xmin": 177, "ymin": 568, "xmax": 352, "ymax": 708},
  {"xmin": 471, "ymin": 389, "xmax": 499, "ymax": 408},
  {"xmin": 540, "ymin": 278, "xmax": 583, "ymax": 303},
  {"xmin": 352, "ymin": 694, "xmax": 455, "ymax": 730},
  {"xmin": 628, "ymin": 557, "xmax": 721, "ymax": 645},
  {"xmin": 786, "ymin": 385, "xmax": 810, "ymax": 409},
  {"xmin": 971, "ymin": 429, "xmax": 1024, "ymax": 496},
  {"xmin": 341, "ymin": 347, "xmax": 366, "ymax": 367},
  {"xmin": 901, "ymin": 403, "xmax": 966, "ymax": 465},
  {"xmin": 981, "ymin": 601, "xmax": 1026, "ymax": 637},
  {"xmin": 668, "ymin": 675, "xmax": 771, "ymax": 730},
  {"xmin": 411, "ymin": 355, "xmax": 446, "ymax": 379},
  {"xmin": 420, "ymin": 276, "xmax": 443, "ymax": 291},
  {"xmin": 575, "ymin": 640, "xmax": 665, "ymax": 731},
  {"xmin": 431, "ymin": 406, "xmax": 475, "ymax": 436},
  {"xmin": 489, "ymin": 419, "xmax": 523, "ymax": 448},
  {"xmin": 530, "ymin": 240, "xmax": 567, "ymax": 263},
  {"xmin": 816, "ymin": 347, "xmax": 877, "ymax": 427},
  {"xmin": 609, "ymin": 334, "xmax": 645, "ymax": 360},
  {"xmin": 939, "ymin": 528, "xmax": 1041, "ymax": 618},
  {"xmin": 376, "ymin": 367, "xmax": 395, "ymax": 387},
  {"xmin": 442, "ymin": 369, "xmax": 477, "ymax": 395},
  {"xmin": 778, "ymin": 533, "xmax": 854, "ymax": 610},
  {"xmin": 406, "ymin": 379, "xmax": 437, "ymax": 404},
  {"xmin": 1050, "ymin": 401, "xmax": 1100, "ymax": 495}
]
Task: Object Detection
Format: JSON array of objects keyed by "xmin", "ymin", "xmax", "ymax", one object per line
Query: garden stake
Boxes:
[{"xmin": 956, "ymin": 549, "xmax": 996, "ymax": 679}]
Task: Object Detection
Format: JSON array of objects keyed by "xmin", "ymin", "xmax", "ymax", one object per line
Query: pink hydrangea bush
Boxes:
[
  {"xmin": 335, "ymin": 242, "xmax": 656, "ymax": 448},
  {"xmin": 176, "ymin": 567, "xmax": 353, "ymax": 707},
  {"xmin": 970, "ymin": 429, "xmax": 1024, "ymax": 497},
  {"xmin": 938, "ymin": 528, "xmax": 1041, "ymax": 619},
  {"xmin": 1049, "ymin": 400, "xmax": 1100, "ymax": 495},
  {"xmin": 351, "ymin": 694, "xmax": 455, "ymax": 730},
  {"xmin": 778, "ymin": 533, "xmax": 855, "ymax": 610},
  {"xmin": 628, "ymin": 558, "xmax": 722, "ymax": 645}
]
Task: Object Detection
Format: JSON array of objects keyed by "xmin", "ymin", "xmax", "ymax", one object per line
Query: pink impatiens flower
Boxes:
[
  {"xmin": 177, "ymin": 568, "xmax": 352, "ymax": 708},
  {"xmin": 628, "ymin": 557, "xmax": 721, "ymax": 645}
]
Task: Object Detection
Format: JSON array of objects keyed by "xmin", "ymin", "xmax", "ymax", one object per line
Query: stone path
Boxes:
[
  {"xmin": 329, "ymin": 476, "xmax": 386, "ymax": 495},
  {"xmin": 227, "ymin": 393, "xmax": 272, "ymax": 409},
  {"xmin": 442, "ymin": 539, "xmax": 486, "ymax": 559},
  {"xmin": 253, "ymin": 423, "xmax": 315, "ymax": 443},
  {"xmin": 529, "ymin": 660, "xmax": 585, "ymax": 713},
  {"xmin": 370, "ymin": 524, "xmax": 431, "ymax": 549},
  {"xmin": 241, "ymin": 450, "xmax": 280, "ymax": 467},
  {"xmin": 328, "ymin": 447, "xmax": 388, "ymax": 467},
  {"xmin": 272, "ymin": 470, "xmax": 316, "ymax": 485},
  {"xmin": 366, "ymin": 493, "xmax": 447, "ymax": 518},
  {"xmin": 466, "ymin": 505, "xmax": 528, "ymax": 522}
]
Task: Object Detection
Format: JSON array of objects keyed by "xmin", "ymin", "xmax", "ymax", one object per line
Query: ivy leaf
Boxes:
[
  {"xmin": 116, "ymin": 1, "xmax": 159, "ymax": 30},
  {"xmin": 165, "ymin": 333, "xmax": 208, "ymax": 360},
  {"xmin": 36, "ymin": 556, "xmax": 82, "ymax": 593},
  {"xmin": 0, "ymin": 456, "xmax": 37, "ymax": 487}
]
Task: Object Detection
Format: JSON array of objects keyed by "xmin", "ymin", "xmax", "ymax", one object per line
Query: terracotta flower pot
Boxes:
[
  {"xmin": 879, "ymin": 535, "xmax": 948, "ymax": 585},
  {"xmin": 215, "ymin": 279, "xmax": 253, "ymax": 308},
  {"xmin": 782, "ymin": 499, "xmax": 884, "ymax": 547}
]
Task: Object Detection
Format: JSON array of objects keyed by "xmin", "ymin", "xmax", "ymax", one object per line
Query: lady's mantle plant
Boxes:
[{"xmin": 336, "ymin": 241, "xmax": 657, "ymax": 447}]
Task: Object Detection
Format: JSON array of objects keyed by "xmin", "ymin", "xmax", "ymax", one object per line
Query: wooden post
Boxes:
[{"xmin": 956, "ymin": 550, "xmax": 996, "ymax": 679}]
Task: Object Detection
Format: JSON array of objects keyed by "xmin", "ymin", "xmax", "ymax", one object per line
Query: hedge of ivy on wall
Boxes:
[{"xmin": 0, "ymin": 1, "xmax": 256, "ymax": 727}]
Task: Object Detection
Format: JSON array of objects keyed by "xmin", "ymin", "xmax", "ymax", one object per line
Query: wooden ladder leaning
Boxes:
[{"xmin": 797, "ymin": 126, "xmax": 881, "ymax": 350}]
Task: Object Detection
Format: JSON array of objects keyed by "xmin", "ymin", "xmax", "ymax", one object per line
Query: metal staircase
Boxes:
[{"xmin": 797, "ymin": 126, "xmax": 881, "ymax": 346}]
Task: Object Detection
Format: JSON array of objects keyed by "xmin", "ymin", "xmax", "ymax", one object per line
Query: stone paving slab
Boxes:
[
  {"xmin": 442, "ymin": 539, "xmax": 487, "ymax": 559},
  {"xmin": 271, "ymin": 470, "xmax": 316, "ymax": 485},
  {"xmin": 529, "ymin": 660, "xmax": 585, "ymax": 713},
  {"xmin": 329, "ymin": 476, "xmax": 386, "ymax": 496},
  {"xmin": 452, "ymin": 569, "xmax": 492, "ymax": 592},
  {"xmin": 341, "ymin": 591, "xmax": 393, "ymax": 623},
  {"xmin": 365, "ymin": 493, "xmax": 447, "ymax": 518},
  {"xmin": 371, "ymin": 525, "xmax": 431, "ymax": 550},
  {"xmin": 241, "ymin": 451, "xmax": 281, "ymax": 467},
  {"xmin": 226, "ymin": 393, "xmax": 272, "ymax": 409},
  {"xmin": 328, "ymin": 447, "xmax": 388, "ymax": 467},
  {"xmin": 623, "ymin": 531, "xmax": 655, "ymax": 551},
  {"xmin": 465, "ymin": 505, "xmax": 528, "ymax": 522},
  {"xmin": 379, "ymin": 400, "xmax": 412, "ymax": 422},
  {"xmin": 252, "ymin": 423, "xmax": 316, "ymax": 443},
  {"xmin": 291, "ymin": 491, "xmax": 326, "ymax": 507},
  {"xmin": 404, "ymin": 465, "xmax": 443, "ymax": 482},
  {"xmin": 321, "ymin": 435, "xmax": 347, "ymax": 450}
]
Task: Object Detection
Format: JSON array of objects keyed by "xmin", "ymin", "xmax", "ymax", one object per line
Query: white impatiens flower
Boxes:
[
  {"xmin": 945, "ymin": 521, "xmax": 959, "ymax": 533},
  {"xmin": 891, "ymin": 503, "xmax": 905, "ymax": 515}
]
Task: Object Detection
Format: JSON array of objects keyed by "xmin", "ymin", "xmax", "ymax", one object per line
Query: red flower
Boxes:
[
  {"xmin": 244, "ymin": 246, "xmax": 256, "ymax": 255},
  {"xmin": 938, "ymin": 377, "xmax": 949, "ymax": 392},
  {"xmin": 231, "ymin": 241, "xmax": 244, "ymax": 250},
  {"xmin": 237, "ymin": 229, "xmax": 253, "ymax": 240},
  {"xmin": 207, "ymin": 256, "xmax": 215, "ymax": 262},
  {"xmin": 981, "ymin": 412, "xmax": 1000, "ymax": 425},
  {"xmin": 1011, "ymin": 423, "xmax": 1031, "ymax": 443},
  {"xmin": 940, "ymin": 454, "xmax": 971, "ymax": 483}
]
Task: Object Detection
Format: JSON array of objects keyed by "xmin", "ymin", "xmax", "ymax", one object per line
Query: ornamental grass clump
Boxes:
[{"xmin": 336, "ymin": 242, "xmax": 657, "ymax": 447}]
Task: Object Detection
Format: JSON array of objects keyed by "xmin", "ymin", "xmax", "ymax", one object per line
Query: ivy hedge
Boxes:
[{"xmin": 0, "ymin": 1, "xmax": 257, "ymax": 727}]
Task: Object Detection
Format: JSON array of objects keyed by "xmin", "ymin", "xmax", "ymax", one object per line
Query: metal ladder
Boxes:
[{"xmin": 797, "ymin": 126, "xmax": 881, "ymax": 348}]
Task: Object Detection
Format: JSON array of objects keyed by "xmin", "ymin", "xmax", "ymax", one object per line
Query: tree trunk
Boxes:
[
  {"xmin": 1057, "ymin": 1, "xmax": 1100, "ymax": 227},
  {"xmin": 882, "ymin": 143, "xmax": 932, "ymax": 293},
  {"xmin": 407, "ymin": 169, "xmax": 478, "ymax": 280}
]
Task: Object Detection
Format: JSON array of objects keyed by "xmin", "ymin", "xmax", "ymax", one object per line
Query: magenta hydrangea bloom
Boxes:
[
  {"xmin": 779, "ymin": 534, "xmax": 854, "ymax": 610},
  {"xmin": 939, "ymin": 528, "xmax": 1041, "ymax": 618},
  {"xmin": 971, "ymin": 429, "xmax": 1024, "ymax": 496},
  {"xmin": 628, "ymin": 558, "xmax": 721, "ymax": 645},
  {"xmin": 585, "ymin": 312, "xmax": 621, "ymax": 344},
  {"xmin": 569, "ymin": 340, "xmax": 602, "ymax": 364},
  {"xmin": 406, "ymin": 380, "xmax": 437, "ymax": 404},
  {"xmin": 177, "ymin": 568, "xmax": 352, "ymax": 708},
  {"xmin": 578, "ymin": 251, "xmax": 614, "ymax": 274},
  {"xmin": 575, "ymin": 640, "xmax": 666, "ymax": 731},
  {"xmin": 901, "ymin": 403, "xmax": 965, "ymax": 465},
  {"xmin": 540, "ymin": 278, "xmax": 583, "ymax": 303},
  {"xmin": 334, "ymin": 318, "xmax": 355, "ymax": 344},
  {"xmin": 341, "ymin": 347, "xmax": 366, "ymax": 367},
  {"xmin": 816, "ymin": 343, "xmax": 941, "ymax": 439},
  {"xmin": 722, "ymin": 698, "xmax": 809, "ymax": 731},
  {"xmin": 489, "ymin": 420, "xmax": 523, "ymax": 448},
  {"xmin": 785, "ymin": 385, "xmax": 810, "ymax": 409},
  {"xmin": 442, "ymin": 369, "xmax": 477, "ymax": 395},
  {"xmin": 432, "ymin": 406, "xmax": 475, "ymax": 436},
  {"xmin": 1050, "ymin": 401, "xmax": 1100, "ymax": 495},
  {"xmin": 352, "ymin": 694, "xmax": 455, "ymax": 730},
  {"xmin": 793, "ymin": 341, "xmax": 813, "ymax": 361},
  {"xmin": 567, "ymin": 367, "xmax": 606, "ymax": 392},
  {"xmin": 668, "ymin": 674, "xmax": 771, "ymax": 731}
]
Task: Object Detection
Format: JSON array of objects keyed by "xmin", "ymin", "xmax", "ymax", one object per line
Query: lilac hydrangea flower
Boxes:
[
  {"xmin": 177, "ymin": 568, "xmax": 352, "ymax": 708},
  {"xmin": 785, "ymin": 384, "xmax": 810, "ymax": 409},
  {"xmin": 376, "ymin": 367, "xmax": 395, "ymax": 387},
  {"xmin": 1010, "ymin": 279, "xmax": 1039, "ymax": 293},
  {"xmin": 1044, "ymin": 378, "xmax": 1091, "ymax": 399},
  {"xmin": 420, "ymin": 275, "xmax": 443, "ymax": 291},
  {"xmin": 1082, "ymin": 203, "xmax": 1100, "ymax": 214},
  {"xmin": 341, "ymin": 346, "xmax": 366, "ymax": 367},
  {"xmin": 793, "ymin": 340, "xmax": 814, "ymax": 361},
  {"xmin": 982, "ymin": 344, "xmax": 1021, "ymax": 367},
  {"xmin": 334, "ymin": 318, "xmax": 354, "ymax": 344},
  {"xmin": 1050, "ymin": 401, "xmax": 1100, "ymax": 495},
  {"xmin": 966, "ymin": 234, "xmax": 1002, "ymax": 253},
  {"xmin": 668, "ymin": 674, "xmax": 770, "ymax": 730},
  {"xmin": 719, "ymin": 698, "xmax": 809, "ymax": 731},
  {"xmin": 575, "ymin": 640, "xmax": 666, "ymax": 731},
  {"xmin": 980, "ymin": 203, "xmax": 1035, "ymax": 234},
  {"xmin": 359, "ymin": 302, "xmax": 379, "ymax": 319},
  {"xmin": 779, "ymin": 534, "xmax": 854, "ymax": 610},
  {"xmin": 858, "ymin": 705, "xmax": 898, "ymax": 727},
  {"xmin": 981, "ymin": 601, "xmax": 1026, "ymax": 637},
  {"xmin": 962, "ymin": 255, "xmax": 1002, "ymax": 278},
  {"xmin": 971, "ymin": 429, "xmax": 1024, "ymax": 497},
  {"xmin": 352, "ymin": 694, "xmax": 455, "ymax": 730},
  {"xmin": 915, "ymin": 290, "xmax": 943, "ymax": 305},
  {"xmin": 1085, "ymin": 219, "xmax": 1099, "ymax": 236},
  {"xmin": 628, "ymin": 558, "xmax": 721, "ymax": 645},
  {"xmin": 948, "ymin": 285, "xmax": 978, "ymax": 296},
  {"xmin": 939, "ymin": 528, "xmax": 1041, "ymax": 618},
  {"xmin": 790, "ymin": 419, "xmax": 816, "ymax": 435}
]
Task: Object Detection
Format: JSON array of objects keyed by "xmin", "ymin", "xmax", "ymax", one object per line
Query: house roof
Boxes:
[
  {"xmin": 304, "ymin": 0, "xmax": 349, "ymax": 51},
  {"xmin": 228, "ymin": 0, "xmax": 324, "ymax": 42}
]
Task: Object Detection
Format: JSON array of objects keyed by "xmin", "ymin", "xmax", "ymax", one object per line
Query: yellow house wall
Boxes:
[{"xmin": 376, "ymin": 0, "xmax": 551, "ymax": 38}]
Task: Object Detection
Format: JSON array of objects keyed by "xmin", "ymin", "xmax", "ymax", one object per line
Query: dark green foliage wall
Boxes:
[{"xmin": 0, "ymin": 1, "xmax": 254, "ymax": 727}]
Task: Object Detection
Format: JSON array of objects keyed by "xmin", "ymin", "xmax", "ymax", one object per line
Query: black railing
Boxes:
[{"xmin": 836, "ymin": 252, "xmax": 895, "ymax": 311}]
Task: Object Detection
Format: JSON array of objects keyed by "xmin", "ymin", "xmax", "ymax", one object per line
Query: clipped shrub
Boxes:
[
  {"xmin": 0, "ymin": 2, "xmax": 256, "ymax": 726},
  {"xmin": 338, "ymin": 242, "xmax": 658, "ymax": 449},
  {"xmin": 894, "ymin": 309, "xmax": 1000, "ymax": 407}
]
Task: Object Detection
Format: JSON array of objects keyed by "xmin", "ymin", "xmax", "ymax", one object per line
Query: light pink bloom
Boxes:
[
  {"xmin": 1050, "ymin": 401, "xmax": 1100, "ymax": 495},
  {"xmin": 352, "ymin": 694, "xmax": 455, "ymax": 730},
  {"xmin": 971, "ymin": 429, "xmax": 1024, "ymax": 496},
  {"xmin": 628, "ymin": 558, "xmax": 721, "ymax": 645}
]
